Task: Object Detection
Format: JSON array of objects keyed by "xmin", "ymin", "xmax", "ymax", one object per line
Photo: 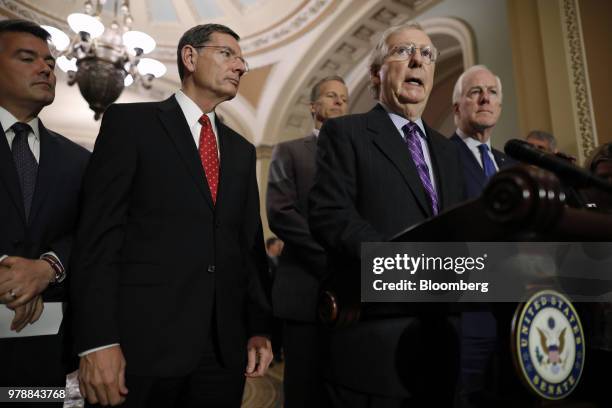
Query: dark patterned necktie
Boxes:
[
  {"xmin": 11, "ymin": 122, "xmax": 38, "ymax": 220},
  {"xmin": 402, "ymin": 122, "xmax": 439, "ymax": 215},
  {"xmin": 477, "ymin": 144, "xmax": 497, "ymax": 179}
]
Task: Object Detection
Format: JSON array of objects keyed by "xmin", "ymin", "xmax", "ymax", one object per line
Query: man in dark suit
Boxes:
[
  {"xmin": 449, "ymin": 65, "xmax": 515, "ymax": 199},
  {"xmin": 308, "ymin": 23, "xmax": 464, "ymax": 407},
  {"xmin": 449, "ymin": 65, "xmax": 517, "ymax": 407},
  {"xmin": 267, "ymin": 75, "xmax": 348, "ymax": 407},
  {"xmin": 71, "ymin": 24, "xmax": 272, "ymax": 408},
  {"xmin": 0, "ymin": 19, "xmax": 89, "ymax": 405}
]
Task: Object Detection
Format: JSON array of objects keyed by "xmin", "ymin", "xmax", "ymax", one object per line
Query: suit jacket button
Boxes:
[{"xmin": 207, "ymin": 265, "xmax": 216, "ymax": 273}]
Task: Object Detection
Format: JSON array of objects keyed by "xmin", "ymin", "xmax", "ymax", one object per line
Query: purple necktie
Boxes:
[{"xmin": 402, "ymin": 122, "xmax": 439, "ymax": 215}]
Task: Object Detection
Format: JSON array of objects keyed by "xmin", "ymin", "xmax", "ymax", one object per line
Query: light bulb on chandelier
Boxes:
[{"xmin": 42, "ymin": 0, "xmax": 166, "ymax": 120}]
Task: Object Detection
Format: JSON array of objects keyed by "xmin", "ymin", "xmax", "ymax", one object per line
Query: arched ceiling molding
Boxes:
[
  {"xmin": 0, "ymin": 0, "xmax": 69, "ymax": 29},
  {"xmin": 261, "ymin": 0, "xmax": 444, "ymax": 145},
  {"xmin": 235, "ymin": 15, "xmax": 341, "ymax": 144},
  {"xmin": 264, "ymin": 6, "xmax": 485, "ymax": 145},
  {"xmin": 240, "ymin": 0, "xmax": 339, "ymax": 56},
  {"xmin": 420, "ymin": 17, "xmax": 475, "ymax": 69}
]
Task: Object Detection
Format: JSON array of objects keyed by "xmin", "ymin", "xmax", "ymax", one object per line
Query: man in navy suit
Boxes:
[
  {"xmin": 449, "ymin": 65, "xmax": 517, "ymax": 407},
  {"xmin": 450, "ymin": 65, "xmax": 515, "ymax": 199},
  {"xmin": 0, "ymin": 19, "xmax": 89, "ymax": 406}
]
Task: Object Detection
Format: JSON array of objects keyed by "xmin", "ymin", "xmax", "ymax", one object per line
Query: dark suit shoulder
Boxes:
[
  {"xmin": 276, "ymin": 133, "xmax": 315, "ymax": 152},
  {"xmin": 110, "ymin": 100, "xmax": 163, "ymax": 111},
  {"xmin": 217, "ymin": 121, "xmax": 255, "ymax": 152},
  {"xmin": 424, "ymin": 124, "xmax": 452, "ymax": 145},
  {"xmin": 46, "ymin": 129, "xmax": 90, "ymax": 157}
]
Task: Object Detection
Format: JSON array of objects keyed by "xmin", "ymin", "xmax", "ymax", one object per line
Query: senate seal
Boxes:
[{"xmin": 512, "ymin": 290, "xmax": 585, "ymax": 400}]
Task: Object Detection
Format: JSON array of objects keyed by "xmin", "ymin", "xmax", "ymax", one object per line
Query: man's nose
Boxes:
[
  {"xmin": 479, "ymin": 91, "xmax": 491, "ymax": 104},
  {"xmin": 37, "ymin": 60, "xmax": 52, "ymax": 76},
  {"xmin": 408, "ymin": 50, "xmax": 424, "ymax": 68}
]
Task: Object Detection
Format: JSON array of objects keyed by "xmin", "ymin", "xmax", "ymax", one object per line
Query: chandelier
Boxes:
[{"xmin": 42, "ymin": 0, "xmax": 166, "ymax": 119}]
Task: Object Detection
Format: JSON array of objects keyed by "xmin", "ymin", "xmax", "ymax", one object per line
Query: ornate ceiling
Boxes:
[{"xmin": 0, "ymin": 0, "xmax": 471, "ymax": 148}]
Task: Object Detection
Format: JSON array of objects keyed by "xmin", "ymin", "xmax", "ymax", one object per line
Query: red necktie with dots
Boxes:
[{"xmin": 198, "ymin": 114, "xmax": 219, "ymax": 204}]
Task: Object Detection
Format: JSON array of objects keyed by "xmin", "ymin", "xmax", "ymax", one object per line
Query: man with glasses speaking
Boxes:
[
  {"xmin": 309, "ymin": 23, "xmax": 465, "ymax": 407},
  {"xmin": 71, "ymin": 24, "xmax": 272, "ymax": 407}
]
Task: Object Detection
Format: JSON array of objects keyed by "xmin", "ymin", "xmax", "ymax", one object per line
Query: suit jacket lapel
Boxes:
[
  {"xmin": 368, "ymin": 104, "xmax": 431, "ymax": 216},
  {"xmin": 216, "ymin": 119, "xmax": 234, "ymax": 208},
  {"xmin": 451, "ymin": 133, "xmax": 486, "ymax": 187},
  {"xmin": 28, "ymin": 121, "xmax": 60, "ymax": 224},
  {"xmin": 493, "ymin": 148, "xmax": 510, "ymax": 169},
  {"xmin": 303, "ymin": 133, "xmax": 317, "ymax": 154},
  {"xmin": 157, "ymin": 96, "xmax": 214, "ymax": 210},
  {"xmin": 426, "ymin": 124, "xmax": 453, "ymax": 209},
  {"xmin": 0, "ymin": 124, "xmax": 26, "ymax": 223}
]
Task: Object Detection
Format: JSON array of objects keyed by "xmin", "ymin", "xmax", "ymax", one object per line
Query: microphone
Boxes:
[{"xmin": 504, "ymin": 139, "xmax": 612, "ymax": 194}]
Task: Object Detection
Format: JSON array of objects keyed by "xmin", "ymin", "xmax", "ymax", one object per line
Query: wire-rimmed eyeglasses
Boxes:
[
  {"xmin": 193, "ymin": 45, "xmax": 249, "ymax": 73},
  {"xmin": 386, "ymin": 43, "xmax": 439, "ymax": 65}
]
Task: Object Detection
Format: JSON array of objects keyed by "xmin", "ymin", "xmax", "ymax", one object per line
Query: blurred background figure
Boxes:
[
  {"xmin": 582, "ymin": 142, "xmax": 612, "ymax": 212},
  {"xmin": 265, "ymin": 237, "xmax": 284, "ymax": 364},
  {"xmin": 525, "ymin": 130, "xmax": 557, "ymax": 153},
  {"xmin": 266, "ymin": 75, "xmax": 348, "ymax": 408}
]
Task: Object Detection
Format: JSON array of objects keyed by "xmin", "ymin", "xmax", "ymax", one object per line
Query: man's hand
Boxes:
[
  {"xmin": 245, "ymin": 336, "xmax": 273, "ymax": 378},
  {"xmin": 79, "ymin": 345, "xmax": 128, "ymax": 406},
  {"xmin": 0, "ymin": 256, "xmax": 54, "ymax": 307},
  {"xmin": 9, "ymin": 295, "xmax": 44, "ymax": 332}
]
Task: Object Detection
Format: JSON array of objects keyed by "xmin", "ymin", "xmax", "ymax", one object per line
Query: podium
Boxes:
[
  {"xmin": 319, "ymin": 165, "xmax": 612, "ymax": 325},
  {"xmin": 317, "ymin": 165, "xmax": 612, "ymax": 405}
]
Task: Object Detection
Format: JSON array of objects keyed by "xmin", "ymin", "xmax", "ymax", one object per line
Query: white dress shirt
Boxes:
[
  {"xmin": 174, "ymin": 90, "xmax": 220, "ymax": 159},
  {"xmin": 456, "ymin": 128, "xmax": 500, "ymax": 171},
  {"xmin": 0, "ymin": 106, "xmax": 40, "ymax": 162}
]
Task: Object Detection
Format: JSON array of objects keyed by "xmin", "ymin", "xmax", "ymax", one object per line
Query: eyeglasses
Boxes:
[
  {"xmin": 386, "ymin": 43, "xmax": 439, "ymax": 65},
  {"xmin": 193, "ymin": 45, "xmax": 249, "ymax": 73}
]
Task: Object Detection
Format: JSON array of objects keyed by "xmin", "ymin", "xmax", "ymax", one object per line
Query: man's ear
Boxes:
[
  {"xmin": 452, "ymin": 102, "xmax": 459, "ymax": 115},
  {"xmin": 310, "ymin": 102, "xmax": 316, "ymax": 117},
  {"xmin": 181, "ymin": 45, "xmax": 197, "ymax": 75},
  {"xmin": 369, "ymin": 67, "xmax": 381, "ymax": 86}
]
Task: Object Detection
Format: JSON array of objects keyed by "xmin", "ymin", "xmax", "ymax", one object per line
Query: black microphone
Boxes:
[{"xmin": 504, "ymin": 139, "xmax": 612, "ymax": 194}]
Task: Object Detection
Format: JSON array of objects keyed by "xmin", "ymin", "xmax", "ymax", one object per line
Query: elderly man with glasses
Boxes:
[
  {"xmin": 308, "ymin": 22, "xmax": 465, "ymax": 408},
  {"xmin": 71, "ymin": 23, "xmax": 272, "ymax": 408}
]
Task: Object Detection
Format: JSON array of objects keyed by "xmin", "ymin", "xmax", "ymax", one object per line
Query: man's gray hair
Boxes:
[
  {"xmin": 452, "ymin": 65, "xmax": 503, "ymax": 104},
  {"xmin": 368, "ymin": 22, "xmax": 426, "ymax": 99},
  {"xmin": 310, "ymin": 75, "xmax": 346, "ymax": 102},
  {"xmin": 526, "ymin": 130, "xmax": 557, "ymax": 151}
]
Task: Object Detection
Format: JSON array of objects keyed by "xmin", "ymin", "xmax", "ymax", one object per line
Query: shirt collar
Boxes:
[
  {"xmin": 174, "ymin": 90, "xmax": 215, "ymax": 129},
  {"xmin": 456, "ymin": 128, "xmax": 492, "ymax": 150},
  {"xmin": 380, "ymin": 103, "xmax": 427, "ymax": 138},
  {"xmin": 312, "ymin": 128, "xmax": 320, "ymax": 138},
  {"xmin": 0, "ymin": 106, "xmax": 40, "ymax": 141}
]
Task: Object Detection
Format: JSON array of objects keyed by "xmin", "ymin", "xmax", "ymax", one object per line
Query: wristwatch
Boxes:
[{"xmin": 41, "ymin": 255, "xmax": 66, "ymax": 284}]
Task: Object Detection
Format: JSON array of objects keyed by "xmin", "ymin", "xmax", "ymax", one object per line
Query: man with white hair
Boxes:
[
  {"xmin": 309, "ymin": 23, "xmax": 464, "ymax": 407},
  {"xmin": 450, "ymin": 65, "xmax": 515, "ymax": 199},
  {"xmin": 450, "ymin": 65, "xmax": 517, "ymax": 407}
]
